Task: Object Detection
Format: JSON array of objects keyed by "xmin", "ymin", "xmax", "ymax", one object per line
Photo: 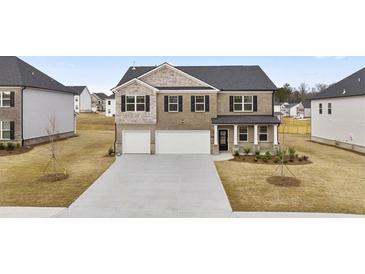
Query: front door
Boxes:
[{"xmin": 219, "ymin": 129, "xmax": 228, "ymax": 151}]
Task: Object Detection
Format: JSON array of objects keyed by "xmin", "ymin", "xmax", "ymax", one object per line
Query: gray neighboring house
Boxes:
[
  {"xmin": 0, "ymin": 56, "xmax": 77, "ymax": 146},
  {"xmin": 310, "ymin": 67, "xmax": 365, "ymax": 153},
  {"xmin": 302, "ymin": 99, "xmax": 311, "ymax": 117},
  {"xmin": 68, "ymin": 86, "xmax": 92, "ymax": 113},
  {"xmin": 91, "ymin": 92, "xmax": 108, "ymax": 112},
  {"xmin": 112, "ymin": 62, "xmax": 280, "ymax": 155}
]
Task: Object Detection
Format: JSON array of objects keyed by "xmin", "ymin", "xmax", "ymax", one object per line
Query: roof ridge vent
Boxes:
[
  {"xmin": 132, "ymin": 61, "xmax": 136, "ymax": 70},
  {"xmin": 342, "ymin": 89, "xmax": 346, "ymax": 94},
  {"xmin": 358, "ymin": 77, "xmax": 361, "ymax": 82}
]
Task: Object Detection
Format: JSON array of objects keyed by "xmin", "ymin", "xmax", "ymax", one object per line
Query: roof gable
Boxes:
[
  {"xmin": 115, "ymin": 63, "xmax": 277, "ymax": 91},
  {"xmin": 68, "ymin": 85, "xmax": 87, "ymax": 95},
  {"xmin": 0, "ymin": 56, "xmax": 74, "ymax": 94}
]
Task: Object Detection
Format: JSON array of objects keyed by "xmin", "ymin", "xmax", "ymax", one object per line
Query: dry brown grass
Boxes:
[
  {"xmin": 0, "ymin": 113, "xmax": 115, "ymax": 207},
  {"xmin": 215, "ymin": 134, "xmax": 365, "ymax": 215},
  {"xmin": 77, "ymin": 112, "xmax": 115, "ymax": 131}
]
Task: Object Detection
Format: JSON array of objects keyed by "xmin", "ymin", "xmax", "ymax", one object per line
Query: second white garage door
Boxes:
[
  {"xmin": 155, "ymin": 130, "xmax": 210, "ymax": 154},
  {"xmin": 122, "ymin": 130, "xmax": 150, "ymax": 154}
]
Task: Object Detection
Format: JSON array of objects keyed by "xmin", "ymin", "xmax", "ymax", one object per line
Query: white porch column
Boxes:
[
  {"xmin": 214, "ymin": 125, "xmax": 218, "ymax": 145},
  {"xmin": 254, "ymin": 124, "xmax": 258, "ymax": 145},
  {"xmin": 233, "ymin": 125, "xmax": 238, "ymax": 145},
  {"xmin": 273, "ymin": 124, "xmax": 278, "ymax": 145}
]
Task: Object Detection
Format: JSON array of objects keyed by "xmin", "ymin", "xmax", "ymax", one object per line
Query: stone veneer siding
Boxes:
[{"xmin": 0, "ymin": 86, "xmax": 22, "ymax": 143}]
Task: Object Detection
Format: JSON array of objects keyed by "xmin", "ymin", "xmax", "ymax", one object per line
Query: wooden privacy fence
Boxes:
[{"xmin": 278, "ymin": 118, "xmax": 311, "ymax": 135}]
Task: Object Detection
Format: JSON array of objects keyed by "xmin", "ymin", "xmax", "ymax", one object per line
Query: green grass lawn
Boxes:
[
  {"xmin": 0, "ymin": 113, "xmax": 115, "ymax": 207},
  {"xmin": 215, "ymin": 134, "xmax": 365, "ymax": 215}
]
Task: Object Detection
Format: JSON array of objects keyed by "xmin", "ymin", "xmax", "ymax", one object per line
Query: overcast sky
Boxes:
[{"xmin": 21, "ymin": 56, "xmax": 364, "ymax": 95}]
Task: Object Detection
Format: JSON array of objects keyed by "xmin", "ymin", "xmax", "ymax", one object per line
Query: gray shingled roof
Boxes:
[
  {"xmin": 68, "ymin": 85, "xmax": 87, "ymax": 95},
  {"xmin": 302, "ymin": 99, "xmax": 311, "ymax": 108},
  {"xmin": 116, "ymin": 64, "xmax": 277, "ymax": 91},
  {"xmin": 212, "ymin": 115, "xmax": 280, "ymax": 124},
  {"xmin": 310, "ymin": 67, "xmax": 365, "ymax": 100},
  {"xmin": 0, "ymin": 56, "xmax": 75, "ymax": 94},
  {"xmin": 93, "ymin": 92, "xmax": 109, "ymax": 100}
]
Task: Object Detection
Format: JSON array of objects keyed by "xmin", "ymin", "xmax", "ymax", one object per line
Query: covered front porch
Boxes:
[{"xmin": 211, "ymin": 115, "xmax": 280, "ymax": 154}]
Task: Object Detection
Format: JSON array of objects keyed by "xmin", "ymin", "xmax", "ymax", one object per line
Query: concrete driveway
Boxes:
[{"xmin": 58, "ymin": 155, "xmax": 232, "ymax": 217}]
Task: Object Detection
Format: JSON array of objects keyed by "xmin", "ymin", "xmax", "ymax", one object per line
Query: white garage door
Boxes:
[
  {"xmin": 155, "ymin": 130, "xmax": 210, "ymax": 154},
  {"xmin": 122, "ymin": 130, "xmax": 150, "ymax": 154}
]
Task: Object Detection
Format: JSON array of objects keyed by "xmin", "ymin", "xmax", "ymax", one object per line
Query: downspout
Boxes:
[
  {"xmin": 21, "ymin": 86, "xmax": 25, "ymax": 146},
  {"xmin": 113, "ymin": 122, "xmax": 117, "ymax": 156}
]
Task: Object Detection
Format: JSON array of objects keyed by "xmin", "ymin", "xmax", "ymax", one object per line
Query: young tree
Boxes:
[
  {"xmin": 276, "ymin": 83, "xmax": 292, "ymax": 103},
  {"xmin": 297, "ymin": 83, "xmax": 309, "ymax": 101}
]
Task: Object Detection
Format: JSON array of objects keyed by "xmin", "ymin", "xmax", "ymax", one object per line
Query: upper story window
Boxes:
[
  {"xmin": 0, "ymin": 91, "xmax": 12, "ymax": 107},
  {"xmin": 259, "ymin": 126, "xmax": 268, "ymax": 142},
  {"xmin": 168, "ymin": 96, "xmax": 179, "ymax": 112},
  {"xmin": 126, "ymin": 95, "xmax": 145, "ymax": 112},
  {"xmin": 239, "ymin": 126, "xmax": 248, "ymax": 142},
  {"xmin": 0, "ymin": 121, "xmax": 11, "ymax": 140},
  {"xmin": 108, "ymin": 100, "xmax": 111, "ymax": 106},
  {"xmin": 233, "ymin": 96, "xmax": 253, "ymax": 112},
  {"xmin": 328, "ymin": 103, "xmax": 332, "ymax": 114},
  {"xmin": 195, "ymin": 96, "xmax": 205, "ymax": 112},
  {"xmin": 319, "ymin": 103, "xmax": 322, "ymax": 114}
]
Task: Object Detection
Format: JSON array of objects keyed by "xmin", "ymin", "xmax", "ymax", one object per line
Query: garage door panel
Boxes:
[
  {"xmin": 156, "ymin": 130, "xmax": 210, "ymax": 154},
  {"xmin": 123, "ymin": 130, "xmax": 150, "ymax": 154}
]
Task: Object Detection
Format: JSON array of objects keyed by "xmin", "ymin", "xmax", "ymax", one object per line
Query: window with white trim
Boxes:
[
  {"xmin": 259, "ymin": 126, "xmax": 268, "ymax": 142},
  {"xmin": 0, "ymin": 92, "xmax": 11, "ymax": 107},
  {"xmin": 319, "ymin": 103, "xmax": 322, "ymax": 114},
  {"xmin": 233, "ymin": 96, "xmax": 253, "ymax": 112},
  {"xmin": 126, "ymin": 95, "xmax": 146, "ymax": 112},
  {"xmin": 239, "ymin": 126, "xmax": 248, "ymax": 142},
  {"xmin": 168, "ymin": 96, "xmax": 178, "ymax": 112},
  {"xmin": 328, "ymin": 103, "xmax": 332, "ymax": 114},
  {"xmin": 194, "ymin": 95, "xmax": 205, "ymax": 112},
  {"xmin": 0, "ymin": 121, "xmax": 11, "ymax": 140},
  {"xmin": 108, "ymin": 100, "xmax": 111, "ymax": 105}
]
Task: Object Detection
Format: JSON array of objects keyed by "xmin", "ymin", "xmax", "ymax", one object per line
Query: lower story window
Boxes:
[
  {"xmin": 239, "ymin": 126, "xmax": 248, "ymax": 142},
  {"xmin": 0, "ymin": 121, "xmax": 11, "ymax": 140},
  {"xmin": 259, "ymin": 126, "xmax": 268, "ymax": 142}
]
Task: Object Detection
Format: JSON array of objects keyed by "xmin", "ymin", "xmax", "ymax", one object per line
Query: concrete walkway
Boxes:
[
  {"xmin": 58, "ymin": 155, "xmax": 233, "ymax": 217},
  {"xmin": 0, "ymin": 207, "xmax": 65, "ymax": 218}
]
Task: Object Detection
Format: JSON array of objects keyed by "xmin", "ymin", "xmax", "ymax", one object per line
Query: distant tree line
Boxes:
[{"xmin": 275, "ymin": 83, "xmax": 331, "ymax": 103}]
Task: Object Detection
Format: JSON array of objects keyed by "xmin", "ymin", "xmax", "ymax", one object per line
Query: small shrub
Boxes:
[
  {"xmin": 295, "ymin": 154, "xmax": 299, "ymax": 159},
  {"xmin": 265, "ymin": 151, "xmax": 272, "ymax": 160},
  {"xmin": 16, "ymin": 143, "xmax": 21, "ymax": 149},
  {"xmin": 243, "ymin": 147, "xmax": 251, "ymax": 155},
  {"xmin": 6, "ymin": 142, "xmax": 15, "ymax": 151},
  {"xmin": 298, "ymin": 157, "xmax": 303, "ymax": 162},
  {"xmin": 0, "ymin": 143, "xmax": 5, "ymax": 150},
  {"xmin": 255, "ymin": 150, "xmax": 260, "ymax": 156},
  {"xmin": 108, "ymin": 147, "xmax": 114, "ymax": 156},
  {"xmin": 273, "ymin": 157, "xmax": 280, "ymax": 163},
  {"xmin": 289, "ymin": 147, "xmax": 296, "ymax": 161},
  {"xmin": 303, "ymin": 155, "xmax": 309, "ymax": 161},
  {"xmin": 262, "ymin": 156, "xmax": 269, "ymax": 162},
  {"xmin": 254, "ymin": 157, "xmax": 258, "ymax": 162},
  {"xmin": 233, "ymin": 150, "xmax": 240, "ymax": 157},
  {"xmin": 283, "ymin": 160, "xmax": 288, "ymax": 164}
]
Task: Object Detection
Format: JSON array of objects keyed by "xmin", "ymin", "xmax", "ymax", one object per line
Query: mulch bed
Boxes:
[
  {"xmin": 0, "ymin": 146, "xmax": 33, "ymax": 157},
  {"xmin": 38, "ymin": 173, "xmax": 69, "ymax": 182},
  {"xmin": 230, "ymin": 155, "xmax": 312, "ymax": 165},
  {"xmin": 266, "ymin": 176, "xmax": 301, "ymax": 187}
]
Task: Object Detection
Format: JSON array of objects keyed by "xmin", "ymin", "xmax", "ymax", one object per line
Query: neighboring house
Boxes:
[
  {"xmin": 91, "ymin": 92, "xmax": 108, "ymax": 112},
  {"xmin": 286, "ymin": 102, "xmax": 304, "ymax": 118},
  {"xmin": 106, "ymin": 94, "xmax": 116, "ymax": 117},
  {"xmin": 69, "ymin": 86, "xmax": 92, "ymax": 112},
  {"xmin": 302, "ymin": 99, "xmax": 311, "ymax": 118},
  {"xmin": 112, "ymin": 63, "xmax": 280, "ymax": 155},
  {"xmin": 310, "ymin": 67, "xmax": 365, "ymax": 153},
  {"xmin": 0, "ymin": 56, "xmax": 77, "ymax": 146}
]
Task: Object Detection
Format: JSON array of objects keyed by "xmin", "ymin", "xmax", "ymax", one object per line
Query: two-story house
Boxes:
[
  {"xmin": 69, "ymin": 85, "xmax": 92, "ymax": 113},
  {"xmin": 112, "ymin": 63, "xmax": 279, "ymax": 154},
  {"xmin": 0, "ymin": 56, "xmax": 77, "ymax": 146},
  {"xmin": 91, "ymin": 92, "xmax": 108, "ymax": 112}
]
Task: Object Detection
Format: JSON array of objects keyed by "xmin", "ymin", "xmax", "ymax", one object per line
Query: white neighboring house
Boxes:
[
  {"xmin": 274, "ymin": 102, "xmax": 289, "ymax": 116},
  {"xmin": 0, "ymin": 56, "xmax": 77, "ymax": 146},
  {"xmin": 69, "ymin": 86, "xmax": 92, "ymax": 113},
  {"xmin": 105, "ymin": 94, "xmax": 115, "ymax": 117},
  {"xmin": 311, "ymin": 67, "xmax": 365, "ymax": 153},
  {"xmin": 302, "ymin": 99, "xmax": 311, "ymax": 118},
  {"xmin": 286, "ymin": 102, "xmax": 304, "ymax": 118}
]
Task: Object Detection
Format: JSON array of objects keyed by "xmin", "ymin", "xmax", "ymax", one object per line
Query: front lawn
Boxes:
[
  {"xmin": 215, "ymin": 134, "xmax": 365, "ymax": 215},
  {"xmin": 0, "ymin": 113, "xmax": 115, "ymax": 207}
]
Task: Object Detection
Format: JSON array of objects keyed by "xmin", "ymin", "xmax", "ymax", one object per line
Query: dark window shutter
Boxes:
[
  {"xmin": 121, "ymin": 95, "xmax": 126, "ymax": 112},
  {"xmin": 164, "ymin": 96, "xmax": 168, "ymax": 112},
  {"xmin": 178, "ymin": 96, "xmax": 183, "ymax": 112},
  {"xmin": 205, "ymin": 95, "xmax": 209, "ymax": 112},
  {"xmin": 10, "ymin": 121, "xmax": 15, "ymax": 140},
  {"xmin": 191, "ymin": 96, "xmax": 195, "ymax": 112},
  {"xmin": 145, "ymin": 95, "xmax": 150, "ymax": 112},
  {"xmin": 229, "ymin": 96, "xmax": 233, "ymax": 112},
  {"xmin": 10, "ymin": 92, "xmax": 15, "ymax": 107},
  {"xmin": 253, "ymin": 96, "xmax": 258, "ymax": 112}
]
